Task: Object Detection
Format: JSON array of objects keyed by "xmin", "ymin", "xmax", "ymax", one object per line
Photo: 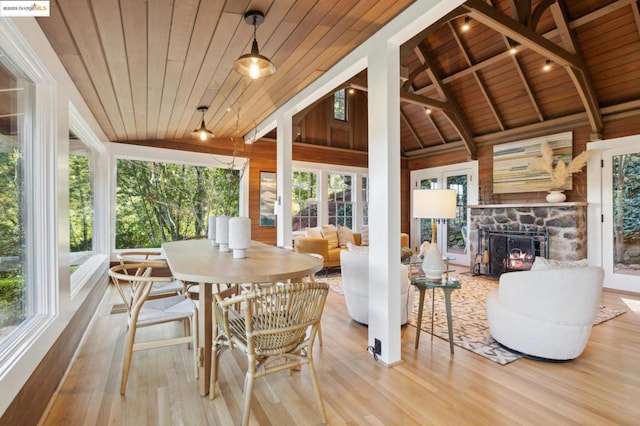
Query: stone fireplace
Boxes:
[{"xmin": 468, "ymin": 202, "xmax": 587, "ymax": 276}]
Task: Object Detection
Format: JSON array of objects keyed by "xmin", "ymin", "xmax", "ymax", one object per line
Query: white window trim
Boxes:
[
  {"xmin": 68, "ymin": 103, "xmax": 108, "ymax": 298},
  {"xmin": 0, "ymin": 19, "xmax": 57, "ymax": 383}
]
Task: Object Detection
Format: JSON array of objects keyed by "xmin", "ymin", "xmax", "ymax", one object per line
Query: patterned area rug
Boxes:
[{"xmin": 325, "ymin": 273, "xmax": 626, "ymax": 365}]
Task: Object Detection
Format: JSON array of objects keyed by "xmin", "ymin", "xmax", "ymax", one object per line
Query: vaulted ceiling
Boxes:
[{"xmin": 36, "ymin": 0, "xmax": 640, "ymax": 160}]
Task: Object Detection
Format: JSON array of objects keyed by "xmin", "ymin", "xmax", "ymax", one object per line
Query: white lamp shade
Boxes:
[
  {"xmin": 229, "ymin": 217, "xmax": 251, "ymax": 259},
  {"xmin": 412, "ymin": 189, "xmax": 457, "ymax": 219},
  {"xmin": 216, "ymin": 216, "xmax": 230, "ymax": 252}
]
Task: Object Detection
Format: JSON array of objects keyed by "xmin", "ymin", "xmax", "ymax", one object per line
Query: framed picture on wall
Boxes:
[
  {"xmin": 493, "ymin": 131, "xmax": 573, "ymax": 194},
  {"xmin": 259, "ymin": 172, "xmax": 277, "ymax": 227}
]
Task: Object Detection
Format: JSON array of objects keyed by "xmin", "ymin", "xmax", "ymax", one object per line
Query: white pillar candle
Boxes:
[
  {"xmin": 229, "ymin": 217, "xmax": 251, "ymax": 258},
  {"xmin": 208, "ymin": 215, "xmax": 218, "ymax": 246},
  {"xmin": 216, "ymin": 216, "xmax": 230, "ymax": 252}
]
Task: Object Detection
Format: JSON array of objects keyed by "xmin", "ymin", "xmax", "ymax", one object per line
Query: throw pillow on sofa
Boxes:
[
  {"xmin": 305, "ymin": 226, "xmax": 323, "ymax": 239},
  {"xmin": 338, "ymin": 225, "xmax": 355, "ymax": 247},
  {"xmin": 322, "ymin": 224, "xmax": 339, "ymax": 249}
]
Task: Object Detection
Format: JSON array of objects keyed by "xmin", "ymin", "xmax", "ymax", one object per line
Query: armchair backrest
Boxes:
[
  {"xmin": 214, "ymin": 281, "xmax": 329, "ymax": 356},
  {"xmin": 498, "ymin": 266, "xmax": 604, "ymax": 325}
]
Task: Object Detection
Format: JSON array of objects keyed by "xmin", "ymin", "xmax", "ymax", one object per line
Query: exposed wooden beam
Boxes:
[
  {"xmin": 448, "ymin": 20, "xmax": 505, "ymax": 131},
  {"xmin": 402, "ymin": 141, "xmax": 466, "ymax": 158},
  {"xmin": 400, "ymin": 107, "xmax": 425, "ymax": 150},
  {"xmin": 400, "ymin": 91, "xmax": 453, "ymax": 112},
  {"xmin": 425, "ymin": 110, "xmax": 448, "ymax": 146},
  {"xmin": 415, "ymin": 42, "xmax": 476, "ymax": 158},
  {"xmin": 492, "ymin": 0, "xmax": 544, "ymax": 122},
  {"xmin": 415, "ymin": 0, "xmax": 635, "ymax": 94},
  {"xmin": 400, "ymin": 6, "xmax": 466, "ymax": 62},
  {"xmin": 463, "ymin": 0, "xmax": 581, "ymax": 69},
  {"xmin": 549, "ymin": 1, "xmax": 603, "ymax": 137}
]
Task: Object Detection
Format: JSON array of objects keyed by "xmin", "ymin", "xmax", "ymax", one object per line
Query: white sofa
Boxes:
[
  {"xmin": 339, "ymin": 249, "xmax": 410, "ymax": 325},
  {"xmin": 486, "ymin": 265, "xmax": 604, "ymax": 360}
]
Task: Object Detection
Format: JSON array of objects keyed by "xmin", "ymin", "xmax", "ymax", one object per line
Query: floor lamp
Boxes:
[{"xmin": 412, "ymin": 189, "xmax": 458, "ymax": 280}]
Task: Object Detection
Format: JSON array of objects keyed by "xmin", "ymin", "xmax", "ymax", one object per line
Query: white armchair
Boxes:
[
  {"xmin": 486, "ymin": 266, "xmax": 604, "ymax": 360},
  {"xmin": 340, "ymin": 249, "xmax": 410, "ymax": 325}
]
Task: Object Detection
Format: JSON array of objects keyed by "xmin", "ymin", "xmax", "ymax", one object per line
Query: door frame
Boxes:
[
  {"xmin": 588, "ymin": 135, "xmax": 640, "ymax": 292},
  {"xmin": 410, "ymin": 161, "xmax": 478, "ymax": 266}
]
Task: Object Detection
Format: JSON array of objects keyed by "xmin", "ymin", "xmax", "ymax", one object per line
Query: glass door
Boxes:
[
  {"xmin": 411, "ymin": 162, "xmax": 478, "ymax": 267},
  {"xmin": 602, "ymin": 146, "xmax": 640, "ymax": 291}
]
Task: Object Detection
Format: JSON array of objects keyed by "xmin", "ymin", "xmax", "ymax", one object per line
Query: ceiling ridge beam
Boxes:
[{"xmin": 415, "ymin": 42, "xmax": 476, "ymax": 158}]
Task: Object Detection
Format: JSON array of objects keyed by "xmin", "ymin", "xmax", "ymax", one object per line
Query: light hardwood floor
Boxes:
[{"xmin": 40, "ymin": 274, "xmax": 640, "ymax": 425}]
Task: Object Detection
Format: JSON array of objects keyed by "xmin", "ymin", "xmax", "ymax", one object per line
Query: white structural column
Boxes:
[
  {"xmin": 367, "ymin": 40, "xmax": 402, "ymax": 365},
  {"xmin": 276, "ymin": 113, "xmax": 293, "ymax": 247}
]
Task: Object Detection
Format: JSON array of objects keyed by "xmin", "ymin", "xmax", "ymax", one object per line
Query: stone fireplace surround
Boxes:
[{"xmin": 468, "ymin": 202, "xmax": 588, "ymax": 272}]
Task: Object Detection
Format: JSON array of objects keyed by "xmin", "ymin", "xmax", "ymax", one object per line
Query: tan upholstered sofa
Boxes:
[{"xmin": 294, "ymin": 225, "xmax": 409, "ymax": 268}]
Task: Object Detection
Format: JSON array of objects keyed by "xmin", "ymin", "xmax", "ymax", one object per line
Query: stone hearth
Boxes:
[{"xmin": 468, "ymin": 202, "xmax": 587, "ymax": 271}]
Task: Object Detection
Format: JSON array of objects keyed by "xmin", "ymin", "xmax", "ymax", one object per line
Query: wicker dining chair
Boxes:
[
  {"xmin": 209, "ymin": 281, "xmax": 330, "ymax": 426},
  {"xmin": 108, "ymin": 263, "xmax": 198, "ymax": 395},
  {"xmin": 116, "ymin": 251, "xmax": 185, "ymax": 311}
]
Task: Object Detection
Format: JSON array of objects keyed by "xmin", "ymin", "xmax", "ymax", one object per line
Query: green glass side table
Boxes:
[{"xmin": 410, "ymin": 276, "xmax": 461, "ymax": 354}]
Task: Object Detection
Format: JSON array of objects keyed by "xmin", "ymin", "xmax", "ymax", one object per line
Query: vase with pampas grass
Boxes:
[{"xmin": 528, "ymin": 141, "xmax": 592, "ymax": 202}]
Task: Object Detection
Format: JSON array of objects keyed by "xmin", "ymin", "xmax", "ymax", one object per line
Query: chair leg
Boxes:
[
  {"xmin": 191, "ymin": 310, "xmax": 199, "ymax": 380},
  {"xmin": 120, "ymin": 322, "xmax": 137, "ymax": 395},
  {"xmin": 308, "ymin": 359, "xmax": 328, "ymax": 424},
  {"xmin": 241, "ymin": 360, "xmax": 257, "ymax": 426},
  {"xmin": 317, "ymin": 321, "xmax": 323, "ymax": 347},
  {"xmin": 209, "ymin": 343, "xmax": 221, "ymax": 400}
]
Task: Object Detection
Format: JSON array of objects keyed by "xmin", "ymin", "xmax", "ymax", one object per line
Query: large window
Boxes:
[
  {"xmin": 0, "ymin": 54, "xmax": 32, "ymax": 344},
  {"xmin": 333, "ymin": 89, "xmax": 347, "ymax": 121},
  {"xmin": 328, "ymin": 173, "xmax": 353, "ymax": 228},
  {"xmin": 115, "ymin": 159, "xmax": 240, "ymax": 249},
  {"xmin": 69, "ymin": 133, "xmax": 94, "ymax": 274},
  {"xmin": 292, "ymin": 171, "xmax": 318, "ymax": 231}
]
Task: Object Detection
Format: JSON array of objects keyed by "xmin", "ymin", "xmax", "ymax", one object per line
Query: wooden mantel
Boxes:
[{"xmin": 468, "ymin": 202, "xmax": 587, "ymax": 208}]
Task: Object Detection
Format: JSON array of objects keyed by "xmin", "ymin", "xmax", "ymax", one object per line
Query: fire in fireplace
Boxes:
[
  {"xmin": 507, "ymin": 248, "xmax": 534, "ymax": 271},
  {"xmin": 475, "ymin": 229, "xmax": 549, "ymax": 277}
]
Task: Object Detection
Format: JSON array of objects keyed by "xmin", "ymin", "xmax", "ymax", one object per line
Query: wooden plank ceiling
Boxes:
[{"xmin": 36, "ymin": 0, "xmax": 640, "ymax": 159}]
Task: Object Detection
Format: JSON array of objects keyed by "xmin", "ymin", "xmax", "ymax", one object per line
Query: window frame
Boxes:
[
  {"xmin": 291, "ymin": 161, "xmax": 367, "ymax": 234},
  {"xmin": 108, "ymin": 143, "xmax": 249, "ymax": 255},
  {"xmin": 291, "ymin": 170, "xmax": 319, "ymax": 231},
  {"xmin": 332, "ymin": 88, "xmax": 347, "ymax": 121},
  {"xmin": 68, "ymin": 104, "xmax": 107, "ymax": 297},
  {"xmin": 0, "ymin": 24, "xmax": 58, "ymax": 377}
]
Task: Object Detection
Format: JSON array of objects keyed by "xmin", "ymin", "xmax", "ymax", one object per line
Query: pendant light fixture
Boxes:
[
  {"xmin": 234, "ymin": 10, "xmax": 276, "ymax": 79},
  {"xmin": 192, "ymin": 106, "xmax": 214, "ymax": 141}
]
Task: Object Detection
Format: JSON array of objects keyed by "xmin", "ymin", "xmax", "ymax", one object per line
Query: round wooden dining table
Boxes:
[{"xmin": 162, "ymin": 239, "xmax": 323, "ymax": 396}]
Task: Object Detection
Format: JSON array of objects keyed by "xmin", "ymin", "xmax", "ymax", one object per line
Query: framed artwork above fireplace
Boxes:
[{"xmin": 492, "ymin": 131, "xmax": 573, "ymax": 194}]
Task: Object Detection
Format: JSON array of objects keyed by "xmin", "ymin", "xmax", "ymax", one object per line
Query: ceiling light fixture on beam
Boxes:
[
  {"xmin": 461, "ymin": 16, "xmax": 471, "ymax": 32},
  {"xmin": 543, "ymin": 59, "xmax": 552, "ymax": 71},
  {"xmin": 234, "ymin": 10, "xmax": 276, "ymax": 79},
  {"xmin": 509, "ymin": 39, "xmax": 519, "ymax": 55},
  {"xmin": 192, "ymin": 106, "xmax": 214, "ymax": 141}
]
